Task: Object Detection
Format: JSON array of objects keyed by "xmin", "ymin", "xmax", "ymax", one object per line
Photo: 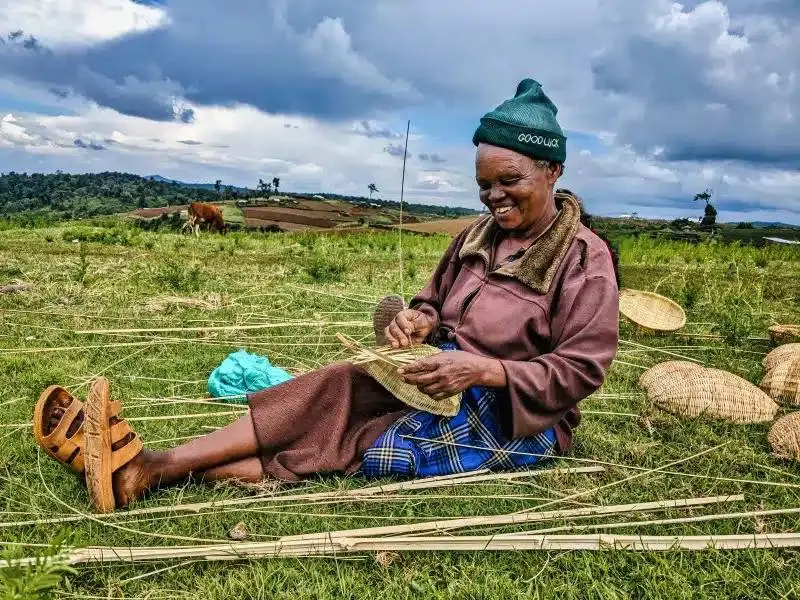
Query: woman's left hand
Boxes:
[{"xmin": 398, "ymin": 351, "xmax": 504, "ymax": 400}]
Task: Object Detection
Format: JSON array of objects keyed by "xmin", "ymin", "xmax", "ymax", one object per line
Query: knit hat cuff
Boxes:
[{"xmin": 472, "ymin": 117, "xmax": 566, "ymax": 163}]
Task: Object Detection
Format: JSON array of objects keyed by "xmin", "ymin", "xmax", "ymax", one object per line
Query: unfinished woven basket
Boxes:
[
  {"xmin": 638, "ymin": 360, "xmax": 702, "ymax": 392},
  {"xmin": 337, "ymin": 334, "xmax": 461, "ymax": 417},
  {"xmin": 618, "ymin": 289, "xmax": 687, "ymax": 333},
  {"xmin": 767, "ymin": 413, "xmax": 800, "ymax": 461},
  {"xmin": 763, "ymin": 343, "xmax": 800, "ymax": 373},
  {"xmin": 648, "ymin": 367, "xmax": 779, "ymax": 424},
  {"xmin": 760, "ymin": 357, "xmax": 800, "ymax": 405},
  {"xmin": 769, "ymin": 325, "xmax": 800, "ymax": 344}
]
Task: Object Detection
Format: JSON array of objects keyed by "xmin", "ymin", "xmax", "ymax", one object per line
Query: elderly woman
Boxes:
[{"xmin": 34, "ymin": 78, "xmax": 620, "ymax": 513}]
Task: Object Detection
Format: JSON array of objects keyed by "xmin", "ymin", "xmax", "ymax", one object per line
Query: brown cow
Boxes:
[{"xmin": 184, "ymin": 202, "xmax": 226, "ymax": 236}]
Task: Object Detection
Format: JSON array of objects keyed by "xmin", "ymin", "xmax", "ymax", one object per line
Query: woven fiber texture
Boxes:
[
  {"xmin": 648, "ymin": 367, "xmax": 779, "ymax": 424},
  {"xmin": 770, "ymin": 325, "xmax": 800, "ymax": 344},
  {"xmin": 638, "ymin": 360, "xmax": 702, "ymax": 392},
  {"xmin": 763, "ymin": 343, "xmax": 800, "ymax": 372},
  {"xmin": 338, "ymin": 335, "xmax": 461, "ymax": 417},
  {"xmin": 768, "ymin": 413, "xmax": 800, "ymax": 461},
  {"xmin": 619, "ymin": 289, "xmax": 687, "ymax": 333},
  {"xmin": 760, "ymin": 357, "xmax": 800, "ymax": 405}
]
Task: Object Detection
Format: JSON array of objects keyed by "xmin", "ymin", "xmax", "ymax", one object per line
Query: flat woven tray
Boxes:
[
  {"xmin": 338, "ymin": 334, "xmax": 461, "ymax": 417},
  {"xmin": 619, "ymin": 289, "xmax": 687, "ymax": 333}
]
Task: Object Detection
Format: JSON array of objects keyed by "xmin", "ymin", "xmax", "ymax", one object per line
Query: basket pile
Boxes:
[
  {"xmin": 337, "ymin": 333, "xmax": 461, "ymax": 417},
  {"xmin": 619, "ymin": 289, "xmax": 687, "ymax": 333},
  {"xmin": 760, "ymin": 343, "xmax": 800, "ymax": 460}
]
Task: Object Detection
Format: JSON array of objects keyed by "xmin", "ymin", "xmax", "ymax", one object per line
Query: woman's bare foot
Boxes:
[
  {"xmin": 46, "ymin": 393, "xmax": 84, "ymax": 439},
  {"xmin": 111, "ymin": 449, "xmax": 166, "ymax": 508}
]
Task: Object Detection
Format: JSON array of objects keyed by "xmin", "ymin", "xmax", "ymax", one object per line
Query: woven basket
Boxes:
[
  {"xmin": 760, "ymin": 357, "xmax": 800, "ymax": 405},
  {"xmin": 769, "ymin": 325, "xmax": 800, "ymax": 344},
  {"xmin": 763, "ymin": 343, "xmax": 800, "ymax": 372},
  {"xmin": 638, "ymin": 360, "xmax": 702, "ymax": 392},
  {"xmin": 648, "ymin": 367, "xmax": 779, "ymax": 424},
  {"xmin": 767, "ymin": 413, "xmax": 800, "ymax": 461},
  {"xmin": 338, "ymin": 334, "xmax": 461, "ymax": 417},
  {"xmin": 618, "ymin": 289, "xmax": 687, "ymax": 333}
]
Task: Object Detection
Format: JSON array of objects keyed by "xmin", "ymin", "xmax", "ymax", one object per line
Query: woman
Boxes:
[{"xmin": 35, "ymin": 78, "xmax": 620, "ymax": 513}]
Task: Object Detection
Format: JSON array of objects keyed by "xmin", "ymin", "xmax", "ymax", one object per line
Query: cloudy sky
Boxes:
[{"xmin": 0, "ymin": 0, "xmax": 798, "ymax": 223}]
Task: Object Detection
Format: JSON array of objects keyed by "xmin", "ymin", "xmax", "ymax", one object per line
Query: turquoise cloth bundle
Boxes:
[{"xmin": 207, "ymin": 349, "xmax": 293, "ymax": 404}]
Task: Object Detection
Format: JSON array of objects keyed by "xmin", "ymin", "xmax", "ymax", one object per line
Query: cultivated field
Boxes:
[
  {"xmin": 394, "ymin": 216, "xmax": 480, "ymax": 236},
  {"xmin": 132, "ymin": 198, "xmax": 429, "ymax": 234},
  {"xmin": 2, "ymin": 219, "xmax": 800, "ymax": 598}
]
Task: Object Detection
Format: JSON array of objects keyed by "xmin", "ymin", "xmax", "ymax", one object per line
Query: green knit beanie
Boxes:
[{"xmin": 472, "ymin": 78, "xmax": 566, "ymax": 163}]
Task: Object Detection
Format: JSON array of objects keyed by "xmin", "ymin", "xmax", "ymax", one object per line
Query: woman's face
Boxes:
[{"xmin": 475, "ymin": 143, "xmax": 560, "ymax": 235}]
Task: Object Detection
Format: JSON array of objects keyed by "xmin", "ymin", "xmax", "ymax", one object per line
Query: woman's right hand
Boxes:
[{"xmin": 385, "ymin": 309, "xmax": 435, "ymax": 348}]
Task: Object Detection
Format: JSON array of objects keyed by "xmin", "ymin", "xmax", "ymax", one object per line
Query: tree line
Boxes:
[
  {"xmin": 0, "ymin": 171, "xmax": 479, "ymax": 226},
  {"xmin": 0, "ymin": 171, "xmax": 218, "ymax": 223}
]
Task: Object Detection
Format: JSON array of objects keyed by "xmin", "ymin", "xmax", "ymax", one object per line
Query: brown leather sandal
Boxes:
[
  {"xmin": 33, "ymin": 385, "xmax": 86, "ymax": 474},
  {"xmin": 84, "ymin": 377, "xmax": 144, "ymax": 513}
]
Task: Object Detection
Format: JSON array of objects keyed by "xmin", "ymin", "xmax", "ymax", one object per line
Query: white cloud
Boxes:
[{"xmin": 0, "ymin": 0, "xmax": 169, "ymax": 48}]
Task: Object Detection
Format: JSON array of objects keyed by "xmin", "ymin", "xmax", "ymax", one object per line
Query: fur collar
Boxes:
[{"xmin": 458, "ymin": 191, "xmax": 581, "ymax": 294}]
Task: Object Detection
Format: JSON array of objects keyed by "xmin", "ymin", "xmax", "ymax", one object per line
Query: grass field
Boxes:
[{"xmin": 2, "ymin": 220, "xmax": 800, "ymax": 599}]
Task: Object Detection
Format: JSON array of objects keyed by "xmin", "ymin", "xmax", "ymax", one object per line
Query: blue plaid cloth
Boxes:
[{"xmin": 359, "ymin": 342, "xmax": 557, "ymax": 478}]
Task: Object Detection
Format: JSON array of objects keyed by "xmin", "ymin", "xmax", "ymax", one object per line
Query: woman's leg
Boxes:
[
  {"xmin": 115, "ymin": 413, "xmax": 263, "ymax": 505},
  {"xmin": 197, "ymin": 457, "xmax": 265, "ymax": 482}
]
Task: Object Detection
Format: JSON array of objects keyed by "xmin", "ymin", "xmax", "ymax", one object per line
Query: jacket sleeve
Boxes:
[
  {"xmin": 408, "ymin": 227, "xmax": 470, "ymax": 336},
  {"xmin": 499, "ymin": 264, "xmax": 620, "ymax": 439}
]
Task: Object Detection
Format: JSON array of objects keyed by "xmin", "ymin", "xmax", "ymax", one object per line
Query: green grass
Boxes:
[{"xmin": 1, "ymin": 222, "xmax": 800, "ymax": 598}]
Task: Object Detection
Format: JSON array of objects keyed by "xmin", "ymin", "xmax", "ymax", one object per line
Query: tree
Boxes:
[
  {"xmin": 214, "ymin": 179, "xmax": 222, "ymax": 195},
  {"xmin": 272, "ymin": 177, "xmax": 280, "ymax": 194},
  {"xmin": 258, "ymin": 178, "xmax": 273, "ymax": 196},
  {"xmin": 693, "ymin": 188, "xmax": 717, "ymax": 231},
  {"xmin": 368, "ymin": 183, "xmax": 379, "ymax": 199}
]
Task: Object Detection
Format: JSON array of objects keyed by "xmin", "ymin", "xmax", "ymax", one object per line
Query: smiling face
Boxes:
[{"xmin": 475, "ymin": 143, "xmax": 561, "ymax": 237}]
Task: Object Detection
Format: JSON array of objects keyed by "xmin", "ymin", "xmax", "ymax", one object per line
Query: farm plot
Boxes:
[
  {"xmin": 242, "ymin": 207, "xmax": 353, "ymax": 229},
  {"xmin": 398, "ymin": 216, "xmax": 480, "ymax": 236},
  {"xmin": 1, "ymin": 222, "xmax": 800, "ymax": 598}
]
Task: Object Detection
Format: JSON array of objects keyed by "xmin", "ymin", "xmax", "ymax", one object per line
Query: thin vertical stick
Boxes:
[{"xmin": 398, "ymin": 119, "xmax": 410, "ymax": 301}]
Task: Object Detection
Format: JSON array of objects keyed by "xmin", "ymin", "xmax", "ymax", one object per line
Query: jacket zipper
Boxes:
[{"xmin": 456, "ymin": 242, "xmax": 497, "ymax": 330}]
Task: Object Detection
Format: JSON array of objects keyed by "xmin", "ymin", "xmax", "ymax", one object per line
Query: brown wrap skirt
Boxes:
[{"xmin": 247, "ymin": 362, "xmax": 408, "ymax": 480}]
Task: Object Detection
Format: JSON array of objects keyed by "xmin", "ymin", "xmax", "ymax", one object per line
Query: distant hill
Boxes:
[{"xmin": 748, "ymin": 221, "xmax": 800, "ymax": 229}]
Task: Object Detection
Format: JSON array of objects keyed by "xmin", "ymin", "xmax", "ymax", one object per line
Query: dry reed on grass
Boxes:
[
  {"xmin": 280, "ymin": 495, "xmax": 742, "ymax": 542},
  {"xmin": 9, "ymin": 531, "xmax": 800, "ymax": 568},
  {"xmin": 143, "ymin": 293, "xmax": 224, "ymax": 313},
  {"xmin": 0, "ymin": 466, "xmax": 605, "ymax": 530},
  {"xmin": 74, "ymin": 320, "xmax": 372, "ymax": 335}
]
